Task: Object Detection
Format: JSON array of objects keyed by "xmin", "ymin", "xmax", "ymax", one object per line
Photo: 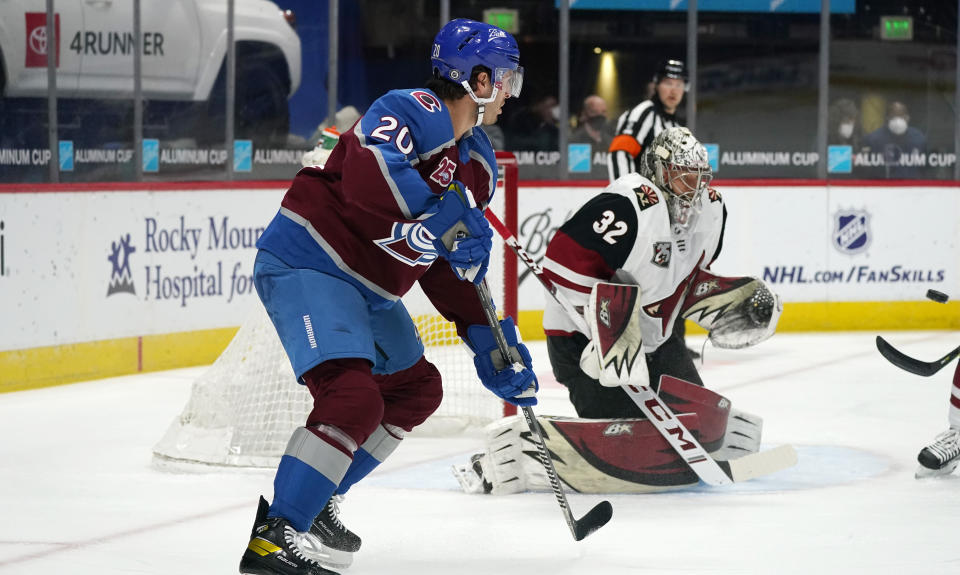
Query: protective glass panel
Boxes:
[
  {"xmin": 696, "ymin": 11, "xmax": 821, "ymax": 178},
  {"xmin": 828, "ymin": 4, "xmax": 957, "ymax": 180},
  {"xmin": 560, "ymin": 9, "xmax": 689, "ymax": 182}
]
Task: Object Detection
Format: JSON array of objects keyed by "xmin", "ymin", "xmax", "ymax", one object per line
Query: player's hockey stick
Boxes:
[
  {"xmin": 485, "ymin": 210, "xmax": 797, "ymax": 485},
  {"xmin": 875, "ymin": 336, "xmax": 960, "ymax": 377},
  {"xmin": 474, "ymin": 278, "xmax": 612, "ymax": 541}
]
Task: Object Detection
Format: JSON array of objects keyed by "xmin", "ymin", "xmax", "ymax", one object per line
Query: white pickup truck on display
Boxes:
[{"xmin": 0, "ymin": 0, "xmax": 301, "ymax": 146}]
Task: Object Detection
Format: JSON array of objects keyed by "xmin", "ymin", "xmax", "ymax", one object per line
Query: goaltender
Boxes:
[{"xmin": 455, "ymin": 127, "xmax": 784, "ymax": 494}]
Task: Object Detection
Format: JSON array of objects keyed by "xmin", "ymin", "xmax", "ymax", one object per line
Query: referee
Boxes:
[{"xmin": 607, "ymin": 59, "xmax": 687, "ymax": 182}]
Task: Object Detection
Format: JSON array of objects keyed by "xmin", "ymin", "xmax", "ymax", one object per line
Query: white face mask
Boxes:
[
  {"xmin": 888, "ymin": 116, "xmax": 908, "ymax": 135},
  {"xmin": 838, "ymin": 122, "xmax": 854, "ymax": 139}
]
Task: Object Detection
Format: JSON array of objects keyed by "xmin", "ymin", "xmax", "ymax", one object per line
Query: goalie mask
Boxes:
[{"xmin": 641, "ymin": 127, "xmax": 712, "ymax": 233}]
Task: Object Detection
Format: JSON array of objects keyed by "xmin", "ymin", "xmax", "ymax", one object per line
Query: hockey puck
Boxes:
[{"xmin": 926, "ymin": 289, "xmax": 949, "ymax": 303}]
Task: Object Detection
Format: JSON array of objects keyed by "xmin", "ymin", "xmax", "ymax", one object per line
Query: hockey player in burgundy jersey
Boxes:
[{"xmin": 239, "ymin": 19, "xmax": 534, "ymax": 575}]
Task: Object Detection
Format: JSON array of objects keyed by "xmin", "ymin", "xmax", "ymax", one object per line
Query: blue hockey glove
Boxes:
[
  {"xmin": 421, "ymin": 181, "xmax": 493, "ymax": 284},
  {"xmin": 466, "ymin": 318, "xmax": 538, "ymax": 407}
]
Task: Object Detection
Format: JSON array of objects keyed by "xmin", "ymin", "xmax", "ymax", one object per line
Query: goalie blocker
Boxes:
[{"xmin": 453, "ymin": 375, "xmax": 763, "ymax": 494}]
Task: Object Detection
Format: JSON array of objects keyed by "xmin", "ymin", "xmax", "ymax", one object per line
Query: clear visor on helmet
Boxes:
[
  {"xmin": 461, "ymin": 66, "xmax": 524, "ymax": 106},
  {"xmin": 495, "ymin": 66, "xmax": 524, "ymax": 98}
]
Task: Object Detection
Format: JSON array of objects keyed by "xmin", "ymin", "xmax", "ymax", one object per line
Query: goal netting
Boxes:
[{"xmin": 152, "ymin": 153, "xmax": 519, "ymax": 469}]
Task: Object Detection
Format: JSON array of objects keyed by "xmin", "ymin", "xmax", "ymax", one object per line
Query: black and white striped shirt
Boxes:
[{"xmin": 607, "ymin": 97, "xmax": 681, "ymax": 182}]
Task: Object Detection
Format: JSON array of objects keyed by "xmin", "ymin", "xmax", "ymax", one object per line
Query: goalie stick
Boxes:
[
  {"xmin": 474, "ymin": 279, "xmax": 612, "ymax": 541},
  {"xmin": 484, "ymin": 210, "xmax": 797, "ymax": 485},
  {"xmin": 875, "ymin": 336, "xmax": 960, "ymax": 377}
]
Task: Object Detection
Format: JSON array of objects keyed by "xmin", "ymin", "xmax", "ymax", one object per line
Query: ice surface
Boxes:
[{"xmin": 2, "ymin": 331, "xmax": 959, "ymax": 574}]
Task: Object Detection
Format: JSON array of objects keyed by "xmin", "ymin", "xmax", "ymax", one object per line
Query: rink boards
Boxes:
[{"xmin": 0, "ymin": 180, "xmax": 957, "ymax": 391}]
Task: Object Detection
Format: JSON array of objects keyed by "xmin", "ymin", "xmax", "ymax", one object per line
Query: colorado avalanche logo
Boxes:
[
  {"xmin": 833, "ymin": 209, "xmax": 871, "ymax": 255},
  {"xmin": 411, "ymin": 90, "xmax": 442, "ymax": 113},
  {"xmin": 375, "ymin": 222, "xmax": 438, "ymax": 266}
]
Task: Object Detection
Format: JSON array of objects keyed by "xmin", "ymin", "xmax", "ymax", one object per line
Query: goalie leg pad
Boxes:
[
  {"xmin": 657, "ymin": 375, "xmax": 732, "ymax": 452},
  {"xmin": 657, "ymin": 375, "xmax": 763, "ymax": 460},
  {"xmin": 712, "ymin": 409, "xmax": 763, "ymax": 461},
  {"xmin": 454, "ymin": 414, "xmax": 708, "ymax": 494},
  {"xmin": 452, "ymin": 415, "xmax": 540, "ymax": 495}
]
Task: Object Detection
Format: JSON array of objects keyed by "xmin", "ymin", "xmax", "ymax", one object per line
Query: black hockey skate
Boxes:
[
  {"xmin": 916, "ymin": 428, "xmax": 960, "ymax": 478},
  {"xmin": 239, "ymin": 496, "xmax": 340, "ymax": 575},
  {"xmin": 309, "ymin": 495, "xmax": 361, "ymax": 568}
]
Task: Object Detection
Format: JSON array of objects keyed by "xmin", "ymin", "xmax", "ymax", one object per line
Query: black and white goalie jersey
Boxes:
[{"xmin": 542, "ymin": 172, "xmax": 726, "ymax": 353}]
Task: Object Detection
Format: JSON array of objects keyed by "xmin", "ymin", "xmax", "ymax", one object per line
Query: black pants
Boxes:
[{"xmin": 546, "ymin": 326, "xmax": 702, "ymax": 419}]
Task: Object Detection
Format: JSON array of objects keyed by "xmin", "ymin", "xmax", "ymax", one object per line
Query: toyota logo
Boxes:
[{"xmin": 29, "ymin": 26, "xmax": 48, "ymax": 55}]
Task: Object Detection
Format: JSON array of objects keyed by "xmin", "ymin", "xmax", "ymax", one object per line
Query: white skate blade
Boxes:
[
  {"xmin": 311, "ymin": 547, "xmax": 353, "ymax": 570},
  {"xmin": 915, "ymin": 458, "xmax": 960, "ymax": 479},
  {"xmin": 299, "ymin": 531, "xmax": 354, "ymax": 569}
]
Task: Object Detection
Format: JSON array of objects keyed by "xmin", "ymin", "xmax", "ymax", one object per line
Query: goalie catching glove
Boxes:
[
  {"xmin": 680, "ymin": 270, "xmax": 782, "ymax": 350},
  {"xmin": 466, "ymin": 318, "xmax": 538, "ymax": 406},
  {"xmin": 579, "ymin": 282, "xmax": 649, "ymax": 387},
  {"xmin": 421, "ymin": 180, "xmax": 493, "ymax": 284}
]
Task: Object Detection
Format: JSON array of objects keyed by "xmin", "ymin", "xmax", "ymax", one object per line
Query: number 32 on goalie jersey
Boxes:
[{"xmin": 592, "ymin": 210, "xmax": 629, "ymax": 245}]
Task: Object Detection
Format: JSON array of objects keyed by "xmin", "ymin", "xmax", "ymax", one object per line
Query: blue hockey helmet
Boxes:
[{"xmin": 431, "ymin": 18, "xmax": 523, "ymax": 100}]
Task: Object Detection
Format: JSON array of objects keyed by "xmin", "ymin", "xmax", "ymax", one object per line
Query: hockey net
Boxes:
[{"xmin": 152, "ymin": 152, "xmax": 519, "ymax": 469}]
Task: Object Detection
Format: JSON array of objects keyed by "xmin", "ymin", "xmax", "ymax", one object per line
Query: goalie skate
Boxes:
[{"xmin": 916, "ymin": 428, "xmax": 960, "ymax": 479}]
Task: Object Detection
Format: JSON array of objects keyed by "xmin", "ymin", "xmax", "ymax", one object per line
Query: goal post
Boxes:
[{"xmin": 152, "ymin": 152, "xmax": 519, "ymax": 469}]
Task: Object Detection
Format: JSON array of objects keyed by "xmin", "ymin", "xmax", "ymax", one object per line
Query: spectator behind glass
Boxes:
[
  {"xmin": 862, "ymin": 101, "xmax": 927, "ymax": 178},
  {"xmin": 505, "ymin": 94, "xmax": 559, "ymax": 151},
  {"xmin": 828, "ymin": 98, "xmax": 861, "ymax": 150},
  {"xmin": 570, "ymin": 94, "xmax": 613, "ymax": 150}
]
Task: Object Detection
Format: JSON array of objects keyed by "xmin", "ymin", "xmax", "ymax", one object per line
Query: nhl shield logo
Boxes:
[
  {"xmin": 833, "ymin": 210, "xmax": 871, "ymax": 254},
  {"xmin": 651, "ymin": 241, "xmax": 672, "ymax": 268}
]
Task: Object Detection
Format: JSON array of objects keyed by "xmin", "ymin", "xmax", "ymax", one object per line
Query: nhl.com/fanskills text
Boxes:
[{"xmin": 763, "ymin": 265, "xmax": 946, "ymax": 285}]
